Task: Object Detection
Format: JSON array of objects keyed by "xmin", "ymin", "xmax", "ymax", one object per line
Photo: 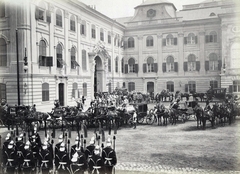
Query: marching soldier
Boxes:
[
  {"xmin": 102, "ymin": 138, "xmax": 117, "ymax": 174},
  {"xmin": 133, "ymin": 111, "xmax": 137, "ymax": 129},
  {"xmin": 16, "ymin": 133, "xmax": 24, "ymax": 171},
  {"xmin": 71, "ymin": 136, "xmax": 84, "ymax": 159},
  {"xmin": 38, "ymin": 141, "xmax": 53, "ymax": 174},
  {"xmin": 88, "ymin": 145, "xmax": 104, "ymax": 174},
  {"xmin": 85, "ymin": 137, "xmax": 96, "ymax": 162},
  {"xmin": 3, "ymin": 133, "xmax": 11, "ymax": 151},
  {"xmin": 55, "ymin": 142, "xmax": 70, "ymax": 174},
  {"xmin": 29, "ymin": 134, "xmax": 39, "ymax": 160},
  {"xmin": 55, "ymin": 134, "xmax": 65, "ymax": 156},
  {"xmin": 3, "ymin": 140, "xmax": 17, "ymax": 174},
  {"xmin": 20, "ymin": 141, "xmax": 35, "ymax": 174},
  {"xmin": 70, "ymin": 146, "xmax": 88, "ymax": 174},
  {"xmin": 44, "ymin": 135, "xmax": 54, "ymax": 161}
]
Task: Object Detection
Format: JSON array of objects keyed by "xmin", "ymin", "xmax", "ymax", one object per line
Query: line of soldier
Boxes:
[{"xmin": 2, "ymin": 127, "xmax": 117, "ymax": 174}]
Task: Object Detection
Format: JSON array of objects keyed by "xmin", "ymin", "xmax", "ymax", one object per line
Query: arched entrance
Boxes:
[
  {"xmin": 94, "ymin": 56, "xmax": 104, "ymax": 93},
  {"xmin": 147, "ymin": 82, "xmax": 154, "ymax": 98}
]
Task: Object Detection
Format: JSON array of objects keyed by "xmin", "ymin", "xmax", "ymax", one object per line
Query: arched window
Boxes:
[
  {"xmin": 72, "ymin": 83, "xmax": 78, "ymax": 98},
  {"xmin": 100, "ymin": 28, "xmax": 104, "ymax": 41},
  {"xmin": 71, "ymin": 47, "xmax": 79, "ymax": 69},
  {"xmin": 187, "ymin": 54, "xmax": 196, "ymax": 71},
  {"xmin": 81, "ymin": 20, "xmax": 86, "ymax": 35},
  {"xmin": 108, "ymin": 31, "xmax": 111, "ymax": 44},
  {"xmin": 42, "ymin": 83, "xmax": 49, "ymax": 101},
  {"xmin": 36, "ymin": 1, "xmax": 46, "ymax": 21},
  {"xmin": 39, "ymin": 40, "xmax": 47, "ymax": 66},
  {"xmin": 0, "ymin": 83, "xmax": 6, "ymax": 101},
  {"xmin": 209, "ymin": 53, "xmax": 218, "ymax": 71},
  {"xmin": 166, "ymin": 56, "xmax": 174, "ymax": 72},
  {"xmin": 210, "ymin": 80, "xmax": 218, "ymax": 89},
  {"xmin": 128, "ymin": 37, "xmax": 134, "ymax": 48},
  {"xmin": 108, "ymin": 58, "xmax": 111, "ymax": 72},
  {"xmin": 0, "ymin": 1, "xmax": 5, "ymax": 18},
  {"xmin": 91, "ymin": 24, "xmax": 96, "ymax": 39},
  {"xmin": 70, "ymin": 15, "xmax": 75, "ymax": 31},
  {"xmin": 187, "ymin": 33, "xmax": 195, "ymax": 44},
  {"xmin": 128, "ymin": 82, "xmax": 135, "ymax": 92},
  {"xmin": 210, "ymin": 12, "xmax": 216, "ymax": 16},
  {"xmin": 147, "ymin": 57, "xmax": 154, "ymax": 72},
  {"xmin": 121, "ymin": 58, "xmax": 124, "ymax": 73},
  {"xmin": 56, "ymin": 9, "xmax": 62, "ymax": 27},
  {"xmin": 128, "ymin": 58, "xmax": 135, "ymax": 73},
  {"xmin": 82, "ymin": 49, "xmax": 87, "ymax": 70},
  {"xmin": 114, "ymin": 36, "xmax": 117, "ymax": 46},
  {"xmin": 56, "ymin": 44, "xmax": 64, "ymax": 68},
  {"xmin": 206, "ymin": 31, "xmax": 217, "ymax": 43},
  {"xmin": 0, "ymin": 38, "xmax": 7, "ymax": 67},
  {"xmin": 83, "ymin": 83, "xmax": 87, "ymax": 96},
  {"xmin": 146, "ymin": 36, "xmax": 153, "ymax": 47},
  {"xmin": 115, "ymin": 57, "xmax": 118, "ymax": 73},
  {"xmin": 166, "ymin": 34, "xmax": 174, "ymax": 46},
  {"xmin": 167, "ymin": 81, "xmax": 174, "ymax": 92}
]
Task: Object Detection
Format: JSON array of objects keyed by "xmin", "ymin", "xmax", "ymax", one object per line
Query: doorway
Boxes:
[
  {"xmin": 59, "ymin": 83, "xmax": 64, "ymax": 106},
  {"xmin": 94, "ymin": 56, "xmax": 104, "ymax": 93},
  {"xmin": 147, "ymin": 82, "xmax": 154, "ymax": 98}
]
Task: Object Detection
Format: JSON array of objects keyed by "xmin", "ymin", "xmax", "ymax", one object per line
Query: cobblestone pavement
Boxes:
[{"xmin": 115, "ymin": 162, "xmax": 240, "ymax": 174}]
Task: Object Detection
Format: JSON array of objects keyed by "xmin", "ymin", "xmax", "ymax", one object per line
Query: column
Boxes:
[
  {"xmin": 138, "ymin": 35, "xmax": 143, "ymax": 76},
  {"xmin": 199, "ymin": 31, "xmax": 205, "ymax": 74},
  {"xmin": 88, "ymin": 52, "xmax": 96, "ymax": 100},
  {"xmin": 64, "ymin": 10, "xmax": 69, "ymax": 75},
  {"xmin": 178, "ymin": 33, "xmax": 184, "ymax": 75},
  {"xmin": 157, "ymin": 34, "xmax": 163, "ymax": 76},
  {"xmin": 49, "ymin": 4, "xmax": 55, "ymax": 74},
  {"xmin": 77, "ymin": 16, "xmax": 82, "ymax": 76}
]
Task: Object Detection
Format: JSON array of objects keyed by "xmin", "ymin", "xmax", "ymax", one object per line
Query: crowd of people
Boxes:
[{"xmin": 2, "ymin": 125, "xmax": 117, "ymax": 174}]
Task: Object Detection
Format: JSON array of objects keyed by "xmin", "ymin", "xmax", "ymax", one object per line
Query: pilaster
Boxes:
[
  {"xmin": 138, "ymin": 35, "xmax": 143, "ymax": 76},
  {"xmin": 157, "ymin": 33, "xmax": 163, "ymax": 76}
]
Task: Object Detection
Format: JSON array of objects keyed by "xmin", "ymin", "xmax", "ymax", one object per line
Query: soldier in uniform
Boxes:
[
  {"xmin": 3, "ymin": 140, "xmax": 17, "ymax": 174},
  {"xmin": 16, "ymin": 133, "xmax": 24, "ymax": 172},
  {"xmin": 3, "ymin": 133, "xmax": 11, "ymax": 151},
  {"xmin": 70, "ymin": 146, "xmax": 88, "ymax": 174},
  {"xmin": 88, "ymin": 145, "xmax": 104, "ymax": 174},
  {"xmin": 29, "ymin": 134, "xmax": 39, "ymax": 161},
  {"xmin": 102, "ymin": 138, "xmax": 117, "ymax": 174},
  {"xmin": 20, "ymin": 141, "xmax": 35, "ymax": 174},
  {"xmin": 55, "ymin": 142, "xmax": 70, "ymax": 174},
  {"xmin": 38, "ymin": 141, "xmax": 53, "ymax": 174},
  {"xmin": 85, "ymin": 137, "xmax": 96, "ymax": 162},
  {"xmin": 55, "ymin": 134, "xmax": 65, "ymax": 156},
  {"xmin": 71, "ymin": 136, "xmax": 84, "ymax": 159}
]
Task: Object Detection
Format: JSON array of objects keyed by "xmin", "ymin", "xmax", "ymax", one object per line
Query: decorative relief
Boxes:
[{"xmin": 232, "ymin": 26, "xmax": 240, "ymax": 33}]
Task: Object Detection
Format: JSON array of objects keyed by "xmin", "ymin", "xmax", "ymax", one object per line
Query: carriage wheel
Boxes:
[
  {"xmin": 146, "ymin": 114, "xmax": 155, "ymax": 125},
  {"xmin": 137, "ymin": 117, "xmax": 144, "ymax": 124}
]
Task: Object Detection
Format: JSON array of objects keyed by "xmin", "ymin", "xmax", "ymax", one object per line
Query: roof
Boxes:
[{"xmin": 135, "ymin": 0, "xmax": 176, "ymax": 10}]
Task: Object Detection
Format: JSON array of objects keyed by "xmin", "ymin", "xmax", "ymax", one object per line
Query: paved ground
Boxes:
[{"xmin": 1, "ymin": 101, "xmax": 240, "ymax": 174}]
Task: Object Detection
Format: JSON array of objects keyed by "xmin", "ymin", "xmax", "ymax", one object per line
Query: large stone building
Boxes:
[{"xmin": 0, "ymin": 0, "xmax": 239, "ymax": 111}]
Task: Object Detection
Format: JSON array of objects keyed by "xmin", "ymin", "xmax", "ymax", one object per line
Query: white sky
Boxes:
[{"xmin": 80, "ymin": 0, "xmax": 207, "ymax": 18}]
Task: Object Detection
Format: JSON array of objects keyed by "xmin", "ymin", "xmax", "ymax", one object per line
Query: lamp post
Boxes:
[{"xmin": 16, "ymin": 29, "xmax": 20, "ymax": 105}]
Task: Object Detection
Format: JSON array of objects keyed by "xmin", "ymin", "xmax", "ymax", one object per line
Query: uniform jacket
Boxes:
[{"xmin": 102, "ymin": 147, "xmax": 117, "ymax": 167}]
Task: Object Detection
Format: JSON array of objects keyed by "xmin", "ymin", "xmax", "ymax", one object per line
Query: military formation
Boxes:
[{"xmin": 1, "ymin": 126, "xmax": 117, "ymax": 174}]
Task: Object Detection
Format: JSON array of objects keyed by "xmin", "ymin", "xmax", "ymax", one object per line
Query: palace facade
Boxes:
[{"xmin": 0, "ymin": 0, "xmax": 239, "ymax": 111}]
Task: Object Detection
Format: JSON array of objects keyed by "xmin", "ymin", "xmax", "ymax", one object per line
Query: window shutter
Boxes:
[
  {"xmin": 185, "ymin": 84, "xmax": 188, "ymax": 93},
  {"xmin": 46, "ymin": 10, "xmax": 51, "ymax": 23},
  {"xmin": 143, "ymin": 64, "xmax": 147, "ymax": 73},
  {"xmin": 195, "ymin": 36, "xmax": 198, "ymax": 44},
  {"xmin": 72, "ymin": 89, "xmax": 75, "ymax": 97},
  {"xmin": 205, "ymin": 35, "xmax": 209, "ymax": 43},
  {"xmin": 205, "ymin": 61, "xmax": 209, "ymax": 71},
  {"xmin": 154, "ymin": 63, "xmax": 158, "ymax": 72},
  {"xmin": 47, "ymin": 56, "xmax": 53, "ymax": 66},
  {"xmin": 35, "ymin": 7, "xmax": 39, "ymax": 20},
  {"xmin": 162, "ymin": 63, "xmax": 166, "ymax": 72},
  {"xmin": 184, "ymin": 62, "xmax": 188, "ymax": 71},
  {"xmin": 162, "ymin": 38, "xmax": 166, "ymax": 46},
  {"xmin": 229, "ymin": 85, "xmax": 233, "ymax": 93},
  {"xmin": 184, "ymin": 37, "xmax": 187, "ymax": 44},
  {"xmin": 39, "ymin": 56, "xmax": 43, "ymax": 66},
  {"xmin": 135, "ymin": 64, "xmax": 138, "ymax": 73},
  {"xmin": 174, "ymin": 38, "xmax": 178, "ymax": 45},
  {"xmin": 196, "ymin": 61, "xmax": 200, "ymax": 71},
  {"xmin": 174, "ymin": 62, "xmax": 178, "ymax": 72},
  {"xmin": 125, "ymin": 64, "xmax": 128, "ymax": 74},
  {"xmin": 218, "ymin": 60, "xmax": 222, "ymax": 71}
]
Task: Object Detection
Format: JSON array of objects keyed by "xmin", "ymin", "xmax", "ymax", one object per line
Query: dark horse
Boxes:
[{"xmin": 193, "ymin": 105, "xmax": 203, "ymax": 128}]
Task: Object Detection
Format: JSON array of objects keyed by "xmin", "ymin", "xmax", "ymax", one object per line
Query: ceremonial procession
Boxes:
[{"xmin": 0, "ymin": 0, "xmax": 240, "ymax": 173}]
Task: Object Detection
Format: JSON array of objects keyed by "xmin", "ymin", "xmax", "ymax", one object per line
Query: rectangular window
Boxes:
[
  {"xmin": 108, "ymin": 35, "xmax": 111, "ymax": 44},
  {"xmin": 83, "ymin": 83, "xmax": 87, "ymax": 96},
  {"xmin": 0, "ymin": 1, "xmax": 5, "ymax": 18},
  {"xmin": 81, "ymin": 24, "xmax": 85, "ymax": 35},
  {"xmin": 100, "ymin": 32, "xmax": 104, "ymax": 41},
  {"xmin": 70, "ymin": 20, "xmax": 75, "ymax": 31},
  {"xmin": 210, "ymin": 81, "xmax": 218, "ymax": 89},
  {"xmin": 188, "ymin": 62, "xmax": 196, "ymax": 71},
  {"xmin": 92, "ymin": 28, "xmax": 96, "ymax": 39},
  {"xmin": 209, "ymin": 61, "xmax": 218, "ymax": 71},
  {"xmin": 129, "ymin": 65, "xmax": 135, "ymax": 73},
  {"xmin": 56, "ymin": 14, "xmax": 62, "ymax": 27},
  {"xmin": 0, "ymin": 83, "xmax": 6, "ymax": 101}
]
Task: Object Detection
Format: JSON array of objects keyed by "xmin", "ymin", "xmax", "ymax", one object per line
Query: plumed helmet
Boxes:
[
  {"xmin": 71, "ymin": 152, "xmax": 78, "ymax": 163},
  {"xmin": 94, "ymin": 145, "xmax": 100, "ymax": 155},
  {"xmin": 60, "ymin": 142, "xmax": 65, "ymax": 152},
  {"xmin": 24, "ymin": 141, "xmax": 30, "ymax": 149},
  {"xmin": 89, "ymin": 137, "xmax": 95, "ymax": 145},
  {"xmin": 106, "ymin": 137, "xmax": 112, "ymax": 147},
  {"xmin": 42, "ymin": 141, "xmax": 48, "ymax": 150},
  {"xmin": 8, "ymin": 140, "xmax": 14, "ymax": 149}
]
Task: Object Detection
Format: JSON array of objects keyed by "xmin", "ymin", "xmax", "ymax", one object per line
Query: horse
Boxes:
[
  {"xmin": 193, "ymin": 105, "xmax": 203, "ymax": 128},
  {"xmin": 159, "ymin": 89, "xmax": 174, "ymax": 102}
]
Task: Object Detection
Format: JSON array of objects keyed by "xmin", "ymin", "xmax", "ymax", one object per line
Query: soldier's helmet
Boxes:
[
  {"xmin": 75, "ymin": 136, "xmax": 80, "ymax": 145},
  {"xmin": 1, "ymin": 99, "xmax": 6, "ymax": 106},
  {"xmin": 58, "ymin": 134, "xmax": 63, "ymax": 143},
  {"xmin": 94, "ymin": 145, "xmax": 100, "ymax": 155},
  {"xmin": 60, "ymin": 142, "xmax": 65, "ymax": 152},
  {"xmin": 71, "ymin": 152, "xmax": 78, "ymax": 163},
  {"xmin": 5, "ymin": 133, "xmax": 11, "ymax": 141},
  {"xmin": 24, "ymin": 141, "xmax": 31, "ymax": 150},
  {"xmin": 106, "ymin": 138, "xmax": 112, "ymax": 147},
  {"xmin": 42, "ymin": 141, "xmax": 48, "ymax": 150},
  {"xmin": 8, "ymin": 140, "xmax": 14, "ymax": 149}
]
